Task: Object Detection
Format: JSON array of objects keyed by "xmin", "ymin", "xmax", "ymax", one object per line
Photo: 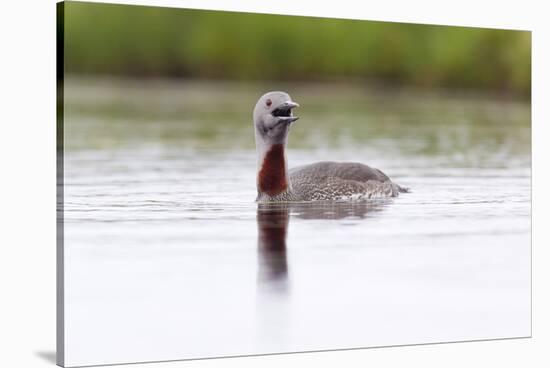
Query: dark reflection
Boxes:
[
  {"xmin": 256, "ymin": 200, "xmax": 389, "ymax": 292},
  {"xmin": 288, "ymin": 200, "xmax": 388, "ymax": 220},
  {"xmin": 257, "ymin": 203, "xmax": 290, "ymax": 291}
]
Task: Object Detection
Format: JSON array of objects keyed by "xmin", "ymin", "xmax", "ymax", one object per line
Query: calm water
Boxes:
[{"xmin": 62, "ymin": 79, "xmax": 531, "ymax": 366}]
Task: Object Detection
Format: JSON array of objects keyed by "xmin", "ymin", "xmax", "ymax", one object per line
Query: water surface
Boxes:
[{"xmin": 62, "ymin": 78, "xmax": 531, "ymax": 366}]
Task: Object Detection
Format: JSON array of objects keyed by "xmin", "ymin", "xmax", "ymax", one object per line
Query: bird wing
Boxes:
[{"xmin": 289, "ymin": 161, "xmax": 390, "ymax": 183}]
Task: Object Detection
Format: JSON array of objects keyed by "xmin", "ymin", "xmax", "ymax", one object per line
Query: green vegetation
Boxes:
[{"xmin": 62, "ymin": 1, "xmax": 531, "ymax": 95}]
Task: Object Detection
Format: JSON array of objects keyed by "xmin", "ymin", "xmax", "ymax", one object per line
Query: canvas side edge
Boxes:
[{"xmin": 56, "ymin": 2, "xmax": 66, "ymax": 367}]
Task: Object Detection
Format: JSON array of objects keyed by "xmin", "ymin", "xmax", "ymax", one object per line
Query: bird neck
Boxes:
[{"xmin": 256, "ymin": 143, "xmax": 290, "ymax": 197}]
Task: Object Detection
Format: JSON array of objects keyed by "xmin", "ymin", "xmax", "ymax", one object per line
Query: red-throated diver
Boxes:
[{"xmin": 254, "ymin": 91, "xmax": 409, "ymax": 202}]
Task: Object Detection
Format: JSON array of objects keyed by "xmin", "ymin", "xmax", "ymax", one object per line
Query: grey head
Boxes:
[{"xmin": 253, "ymin": 91, "xmax": 300, "ymax": 145}]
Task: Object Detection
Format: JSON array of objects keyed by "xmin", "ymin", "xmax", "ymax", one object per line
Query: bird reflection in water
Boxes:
[
  {"xmin": 256, "ymin": 200, "xmax": 389, "ymax": 293},
  {"xmin": 257, "ymin": 203, "xmax": 290, "ymax": 293}
]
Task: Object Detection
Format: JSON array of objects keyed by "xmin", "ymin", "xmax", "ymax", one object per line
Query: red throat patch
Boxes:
[{"xmin": 258, "ymin": 144, "xmax": 288, "ymax": 196}]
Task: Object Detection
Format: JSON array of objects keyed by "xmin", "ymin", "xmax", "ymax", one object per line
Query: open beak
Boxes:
[{"xmin": 271, "ymin": 101, "xmax": 300, "ymax": 123}]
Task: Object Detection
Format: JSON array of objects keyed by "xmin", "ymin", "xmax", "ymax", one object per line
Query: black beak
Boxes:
[{"xmin": 272, "ymin": 101, "xmax": 300, "ymax": 123}]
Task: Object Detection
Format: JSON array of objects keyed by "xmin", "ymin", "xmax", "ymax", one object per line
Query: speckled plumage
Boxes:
[
  {"xmin": 256, "ymin": 161, "xmax": 407, "ymax": 202},
  {"xmin": 289, "ymin": 161, "xmax": 406, "ymax": 201}
]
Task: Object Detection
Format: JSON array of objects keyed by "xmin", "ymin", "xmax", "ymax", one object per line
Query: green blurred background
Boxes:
[{"xmin": 61, "ymin": 1, "xmax": 531, "ymax": 96}]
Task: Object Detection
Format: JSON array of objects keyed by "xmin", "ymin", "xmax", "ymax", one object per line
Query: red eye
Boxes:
[{"xmin": 266, "ymin": 99, "xmax": 272, "ymax": 107}]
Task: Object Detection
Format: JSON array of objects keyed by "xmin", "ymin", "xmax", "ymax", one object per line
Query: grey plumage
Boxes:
[{"xmin": 289, "ymin": 161, "xmax": 407, "ymax": 201}]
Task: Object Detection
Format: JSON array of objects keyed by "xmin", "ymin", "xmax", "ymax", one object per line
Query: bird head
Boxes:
[{"xmin": 253, "ymin": 91, "xmax": 299, "ymax": 144}]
